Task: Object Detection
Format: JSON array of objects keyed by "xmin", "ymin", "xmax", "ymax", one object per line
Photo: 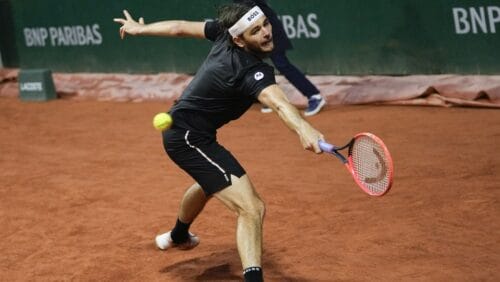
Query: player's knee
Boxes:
[
  {"xmin": 240, "ymin": 197, "xmax": 265, "ymax": 221},
  {"xmin": 255, "ymin": 198, "xmax": 265, "ymax": 220}
]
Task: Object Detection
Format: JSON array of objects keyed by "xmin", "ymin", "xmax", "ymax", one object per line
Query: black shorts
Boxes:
[{"xmin": 162, "ymin": 127, "xmax": 246, "ymax": 196}]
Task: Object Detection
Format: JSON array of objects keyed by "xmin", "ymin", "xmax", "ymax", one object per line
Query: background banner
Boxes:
[{"xmin": 4, "ymin": 0, "xmax": 500, "ymax": 74}]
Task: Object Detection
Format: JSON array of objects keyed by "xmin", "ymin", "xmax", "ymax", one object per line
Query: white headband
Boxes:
[{"xmin": 228, "ymin": 6, "xmax": 265, "ymax": 37}]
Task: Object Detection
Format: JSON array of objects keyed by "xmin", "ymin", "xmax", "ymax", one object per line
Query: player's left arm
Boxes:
[
  {"xmin": 258, "ymin": 84, "xmax": 324, "ymax": 153},
  {"xmin": 114, "ymin": 10, "xmax": 206, "ymax": 39}
]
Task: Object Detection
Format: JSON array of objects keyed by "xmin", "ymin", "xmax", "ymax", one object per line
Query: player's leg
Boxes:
[
  {"xmin": 170, "ymin": 182, "xmax": 209, "ymax": 243},
  {"xmin": 157, "ymin": 128, "xmax": 212, "ymax": 250},
  {"xmin": 214, "ymin": 174, "xmax": 265, "ymax": 270},
  {"xmin": 155, "ymin": 182, "xmax": 208, "ymax": 250},
  {"xmin": 177, "ymin": 182, "xmax": 209, "ymax": 223}
]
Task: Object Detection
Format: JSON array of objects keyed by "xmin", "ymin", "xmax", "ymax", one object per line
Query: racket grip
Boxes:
[{"xmin": 319, "ymin": 140, "xmax": 334, "ymax": 152}]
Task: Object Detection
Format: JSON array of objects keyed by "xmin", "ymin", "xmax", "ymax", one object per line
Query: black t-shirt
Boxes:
[{"xmin": 169, "ymin": 21, "xmax": 276, "ymax": 134}]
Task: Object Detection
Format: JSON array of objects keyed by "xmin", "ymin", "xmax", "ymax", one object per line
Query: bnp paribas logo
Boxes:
[
  {"xmin": 23, "ymin": 24, "xmax": 103, "ymax": 47},
  {"xmin": 452, "ymin": 6, "xmax": 500, "ymax": 34},
  {"xmin": 279, "ymin": 13, "xmax": 321, "ymax": 39}
]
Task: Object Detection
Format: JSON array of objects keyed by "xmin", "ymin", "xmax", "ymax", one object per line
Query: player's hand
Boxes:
[
  {"xmin": 113, "ymin": 10, "xmax": 145, "ymax": 39},
  {"xmin": 299, "ymin": 124, "xmax": 324, "ymax": 154}
]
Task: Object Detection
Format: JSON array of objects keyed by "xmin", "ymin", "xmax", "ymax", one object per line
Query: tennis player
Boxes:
[{"xmin": 115, "ymin": 3, "xmax": 324, "ymax": 281}]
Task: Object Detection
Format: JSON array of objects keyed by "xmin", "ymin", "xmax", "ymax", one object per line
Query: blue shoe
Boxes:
[{"xmin": 304, "ymin": 95, "xmax": 326, "ymax": 116}]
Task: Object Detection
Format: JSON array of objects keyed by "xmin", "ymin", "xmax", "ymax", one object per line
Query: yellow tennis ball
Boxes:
[{"xmin": 153, "ymin": 113, "xmax": 172, "ymax": 131}]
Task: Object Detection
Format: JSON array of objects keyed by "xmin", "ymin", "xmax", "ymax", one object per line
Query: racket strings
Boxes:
[{"xmin": 351, "ymin": 136, "xmax": 391, "ymax": 195}]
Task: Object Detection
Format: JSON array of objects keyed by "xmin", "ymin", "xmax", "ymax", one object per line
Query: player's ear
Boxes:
[{"xmin": 232, "ymin": 35, "xmax": 245, "ymax": 48}]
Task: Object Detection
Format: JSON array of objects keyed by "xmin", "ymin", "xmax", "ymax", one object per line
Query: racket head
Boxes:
[{"xmin": 347, "ymin": 133, "xmax": 394, "ymax": 196}]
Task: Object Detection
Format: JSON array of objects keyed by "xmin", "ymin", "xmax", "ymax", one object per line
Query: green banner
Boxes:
[{"xmin": 7, "ymin": 0, "xmax": 500, "ymax": 74}]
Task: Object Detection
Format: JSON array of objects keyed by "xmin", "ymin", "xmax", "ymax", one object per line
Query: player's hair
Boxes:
[{"xmin": 216, "ymin": 2, "xmax": 254, "ymax": 32}]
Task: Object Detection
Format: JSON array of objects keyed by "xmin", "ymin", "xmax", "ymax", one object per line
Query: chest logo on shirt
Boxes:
[{"xmin": 254, "ymin": 72, "xmax": 264, "ymax": 81}]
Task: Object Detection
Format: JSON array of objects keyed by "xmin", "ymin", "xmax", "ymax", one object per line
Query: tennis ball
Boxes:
[{"xmin": 153, "ymin": 112, "xmax": 173, "ymax": 131}]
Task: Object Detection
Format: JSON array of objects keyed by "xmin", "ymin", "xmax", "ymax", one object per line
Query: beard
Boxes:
[{"xmin": 245, "ymin": 39, "xmax": 274, "ymax": 59}]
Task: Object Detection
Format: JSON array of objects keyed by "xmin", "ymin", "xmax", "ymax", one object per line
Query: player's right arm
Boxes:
[
  {"xmin": 258, "ymin": 84, "xmax": 324, "ymax": 154},
  {"xmin": 114, "ymin": 10, "xmax": 206, "ymax": 39}
]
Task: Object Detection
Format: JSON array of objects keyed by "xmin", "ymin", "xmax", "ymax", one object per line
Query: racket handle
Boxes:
[{"xmin": 319, "ymin": 140, "xmax": 335, "ymax": 152}]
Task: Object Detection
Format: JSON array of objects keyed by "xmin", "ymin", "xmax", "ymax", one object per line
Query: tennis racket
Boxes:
[{"xmin": 319, "ymin": 133, "xmax": 393, "ymax": 196}]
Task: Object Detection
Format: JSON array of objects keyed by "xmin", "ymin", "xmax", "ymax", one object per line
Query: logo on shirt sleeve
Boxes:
[{"xmin": 254, "ymin": 72, "xmax": 264, "ymax": 81}]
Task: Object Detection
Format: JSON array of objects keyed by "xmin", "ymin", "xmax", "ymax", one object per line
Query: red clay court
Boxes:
[{"xmin": 1, "ymin": 97, "xmax": 499, "ymax": 281}]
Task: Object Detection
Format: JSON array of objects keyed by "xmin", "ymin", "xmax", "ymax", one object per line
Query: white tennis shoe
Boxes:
[{"xmin": 155, "ymin": 231, "xmax": 199, "ymax": 251}]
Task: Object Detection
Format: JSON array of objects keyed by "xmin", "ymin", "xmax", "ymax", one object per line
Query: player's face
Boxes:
[{"xmin": 239, "ymin": 17, "xmax": 274, "ymax": 55}]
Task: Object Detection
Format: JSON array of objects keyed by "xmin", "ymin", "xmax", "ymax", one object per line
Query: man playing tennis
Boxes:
[{"xmin": 115, "ymin": 3, "xmax": 324, "ymax": 281}]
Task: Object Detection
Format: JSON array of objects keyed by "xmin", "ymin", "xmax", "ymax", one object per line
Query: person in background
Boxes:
[{"xmin": 233, "ymin": 0, "xmax": 326, "ymax": 116}]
